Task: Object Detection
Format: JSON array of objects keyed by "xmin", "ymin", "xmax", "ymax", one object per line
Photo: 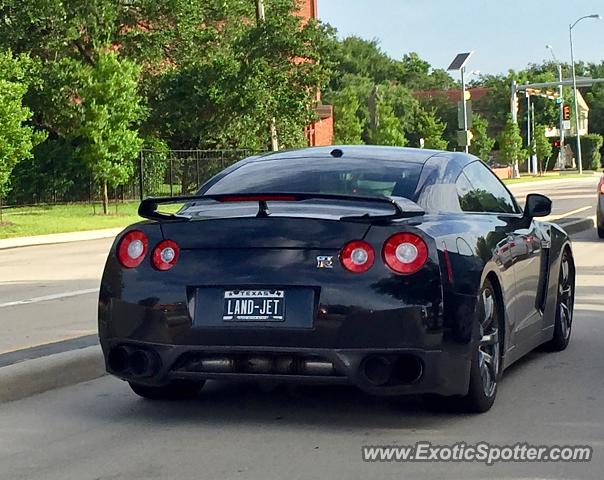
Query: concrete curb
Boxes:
[
  {"xmin": 556, "ymin": 216, "xmax": 596, "ymax": 236},
  {"xmin": 0, "ymin": 345, "xmax": 106, "ymax": 403},
  {"xmin": 0, "ymin": 227, "xmax": 124, "ymax": 251}
]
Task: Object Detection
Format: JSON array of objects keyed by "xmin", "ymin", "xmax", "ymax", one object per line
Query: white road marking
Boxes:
[
  {"xmin": 546, "ymin": 206, "xmax": 593, "ymax": 221},
  {"xmin": 0, "ymin": 288, "xmax": 99, "ymax": 309}
]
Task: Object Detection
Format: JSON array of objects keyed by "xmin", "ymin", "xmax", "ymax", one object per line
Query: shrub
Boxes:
[{"xmin": 565, "ymin": 134, "xmax": 603, "ymax": 170}]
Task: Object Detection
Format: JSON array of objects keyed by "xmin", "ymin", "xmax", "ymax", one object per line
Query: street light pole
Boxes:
[
  {"xmin": 569, "ymin": 14, "xmax": 601, "ymax": 174},
  {"xmin": 461, "ymin": 66, "xmax": 468, "ymax": 153}
]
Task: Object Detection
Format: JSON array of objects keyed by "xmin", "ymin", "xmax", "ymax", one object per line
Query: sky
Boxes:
[{"xmin": 318, "ymin": 0, "xmax": 604, "ymax": 75}]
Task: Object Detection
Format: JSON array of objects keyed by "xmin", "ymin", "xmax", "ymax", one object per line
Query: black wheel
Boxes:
[
  {"xmin": 598, "ymin": 225, "xmax": 604, "ymax": 239},
  {"xmin": 425, "ymin": 279, "xmax": 502, "ymax": 414},
  {"xmin": 129, "ymin": 380, "xmax": 205, "ymax": 400},
  {"xmin": 545, "ymin": 249, "xmax": 575, "ymax": 351}
]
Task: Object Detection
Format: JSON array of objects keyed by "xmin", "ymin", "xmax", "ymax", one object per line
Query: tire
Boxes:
[
  {"xmin": 425, "ymin": 279, "xmax": 502, "ymax": 414},
  {"xmin": 545, "ymin": 249, "xmax": 575, "ymax": 351},
  {"xmin": 129, "ymin": 380, "xmax": 205, "ymax": 400},
  {"xmin": 598, "ymin": 225, "xmax": 604, "ymax": 239}
]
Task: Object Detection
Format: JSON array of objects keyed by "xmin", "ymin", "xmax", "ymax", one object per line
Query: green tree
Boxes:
[
  {"xmin": 498, "ymin": 115, "xmax": 525, "ymax": 167},
  {"xmin": 0, "ymin": 51, "xmax": 45, "ymax": 220},
  {"xmin": 332, "ymin": 87, "xmax": 364, "ymax": 144},
  {"xmin": 533, "ymin": 124, "xmax": 553, "ymax": 174},
  {"xmin": 470, "ymin": 114, "xmax": 495, "ymax": 160},
  {"xmin": 415, "ymin": 107, "xmax": 448, "ymax": 150},
  {"xmin": 367, "ymin": 100, "xmax": 407, "ymax": 146},
  {"xmin": 75, "ymin": 52, "xmax": 145, "ymax": 214}
]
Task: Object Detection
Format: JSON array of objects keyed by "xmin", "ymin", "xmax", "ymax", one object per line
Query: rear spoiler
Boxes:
[{"xmin": 138, "ymin": 193, "xmax": 425, "ymax": 223}]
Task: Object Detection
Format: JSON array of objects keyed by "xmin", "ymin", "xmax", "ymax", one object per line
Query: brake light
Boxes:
[
  {"xmin": 599, "ymin": 177, "xmax": 604, "ymax": 195},
  {"xmin": 151, "ymin": 240, "xmax": 180, "ymax": 271},
  {"xmin": 340, "ymin": 240, "xmax": 375, "ymax": 273},
  {"xmin": 117, "ymin": 230, "xmax": 148, "ymax": 268},
  {"xmin": 382, "ymin": 233, "xmax": 428, "ymax": 275},
  {"xmin": 218, "ymin": 195, "xmax": 298, "ymax": 203}
]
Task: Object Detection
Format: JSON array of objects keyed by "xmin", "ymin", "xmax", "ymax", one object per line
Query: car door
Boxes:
[{"xmin": 462, "ymin": 162, "xmax": 545, "ymax": 341}]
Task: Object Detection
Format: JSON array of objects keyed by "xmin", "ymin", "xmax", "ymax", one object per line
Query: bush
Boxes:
[{"xmin": 565, "ymin": 134, "xmax": 603, "ymax": 170}]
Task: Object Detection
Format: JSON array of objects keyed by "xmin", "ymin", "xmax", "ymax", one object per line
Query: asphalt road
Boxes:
[
  {"xmin": 0, "ymin": 176, "xmax": 599, "ymax": 354},
  {"xmin": 0, "ymin": 178, "xmax": 602, "ymax": 479}
]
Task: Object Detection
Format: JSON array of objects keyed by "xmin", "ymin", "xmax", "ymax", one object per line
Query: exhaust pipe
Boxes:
[
  {"xmin": 199, "ymin": 357, "xmax": 236, "ymax": 373},
  {"xmin": 391, "ymin": 355, "xmax": 423, "ymax": 384},
  {"xmin": 129, "ymin": 349, "xmax": 161, "ymax": 378},
  {"xmin": 244, "ymin": 356, "xmax": 273, "ymax": 373},
  {"xmin": 107, "ymin": 346, "xmax": 129, "ymax": 373},
  {"xmin": 300, "ymin": 359, "xmax": 334, "ymax": 376},
  {"xmin": 362, "ymin": 356, "xmax": 393, "ymax": 386}
]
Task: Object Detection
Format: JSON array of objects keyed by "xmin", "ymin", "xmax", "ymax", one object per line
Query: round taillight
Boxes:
[
  {"xmin": 117, "ymin": 230, "xmax": 148, "ymax": 268},
  {"xmin": 151, "ymin": 240, "xmax": 180, "ymax": 271},
  {"xmin": 340, "ymin": 240, "xmax": 375, "ymax": 273},
  {"xmin": 382, "ymin": 233, "xmax": 428, "ymax": 275}
]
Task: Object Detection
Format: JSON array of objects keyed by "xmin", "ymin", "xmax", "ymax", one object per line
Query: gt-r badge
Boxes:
[{"xmin": 316, "ymin": 256, "xmax": 334, "ymax": 269}]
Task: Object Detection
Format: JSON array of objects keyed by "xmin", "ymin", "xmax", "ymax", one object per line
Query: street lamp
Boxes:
[
  {"xmin": 569, "ymin": 14, "xmax": 601, "ymax": 174},
  {"xmin": 546, "ymin": 45, "xmax": 565, "ymax": 166},
  {"xmin": 448, "ymin": 52, "xmax": 475, "ymax": 153}
]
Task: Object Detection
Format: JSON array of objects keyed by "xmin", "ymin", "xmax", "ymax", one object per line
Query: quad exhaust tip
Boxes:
[
  {"xmin": 361, "ymin": 354, "xmax": 423, "ymax": 387},
  {"xmin": 107, "ymin": 346, "xmax": 161, "ymax": 378}
]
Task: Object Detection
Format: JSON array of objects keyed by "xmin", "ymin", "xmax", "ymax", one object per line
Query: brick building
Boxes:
[{"xmin": 298, "ymin": 0, "xmax": 334, "ymax": 146}]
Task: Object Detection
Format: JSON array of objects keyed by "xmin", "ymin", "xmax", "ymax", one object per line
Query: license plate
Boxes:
[{"xmin": 223, "ymin": 290, "xmax": 285, "ymax": 322}]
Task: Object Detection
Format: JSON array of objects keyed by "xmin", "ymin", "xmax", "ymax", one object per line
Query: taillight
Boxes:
[
  {"xmin": 599, "ymin": 177, "xmax": 604, "ymax": 194},
  {"xmin": 340, "ymin": 240, "xmax": 375, "ymax": 273},
  {"xmin": 117, "ymin": 230, "xmax": 148, "ymax": 268},
  {"xmin": 382, "ymin": 233, "xmax": 428, "ymax": 275},
  {"xmin": 151, "ymin": 240, "xmax": 180, "ymax": 271}
]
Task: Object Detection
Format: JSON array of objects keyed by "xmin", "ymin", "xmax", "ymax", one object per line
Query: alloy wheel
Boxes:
[
  {"xmin": 558, "ymin": 253, "xmax": 574, "ymax": 341},
  {"xmin": 478, "ymin": 287, "xmax": 500, "ymax": 398}
]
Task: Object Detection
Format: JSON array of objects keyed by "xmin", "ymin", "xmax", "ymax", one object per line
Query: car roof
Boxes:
[{"xmin": 248, "ymin": 145, "xmax": 475, "ymax": 168}]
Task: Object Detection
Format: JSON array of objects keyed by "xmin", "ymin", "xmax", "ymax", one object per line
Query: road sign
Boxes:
[{"xmin": 563, "ymin": 120, "xmax": 572, "ymax": 130}]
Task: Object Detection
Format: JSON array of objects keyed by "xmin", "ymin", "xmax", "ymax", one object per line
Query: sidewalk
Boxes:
[{"xmin": 0, "ymin": 227, "xmax": 124, "ymax": 250}]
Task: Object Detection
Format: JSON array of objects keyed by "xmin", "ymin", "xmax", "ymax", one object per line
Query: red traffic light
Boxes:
[{"xmin": 563, "ymin": 105, "xmax": 571, "ymax": 121}]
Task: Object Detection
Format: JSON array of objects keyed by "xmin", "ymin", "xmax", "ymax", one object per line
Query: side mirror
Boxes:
[{"xmin": 524, "ymin": 193, "xmax": 552, "ymax": 218}]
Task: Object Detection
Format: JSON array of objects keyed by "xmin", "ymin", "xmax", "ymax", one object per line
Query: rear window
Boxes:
[{"xmin": 205, "ymin": 158, "xmax": 422, "ymax": 199}]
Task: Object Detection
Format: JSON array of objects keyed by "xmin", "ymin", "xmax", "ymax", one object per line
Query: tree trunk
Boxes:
[{"xmin": 102, "ymin": 181, "xmax": 109, "ymax": 215}]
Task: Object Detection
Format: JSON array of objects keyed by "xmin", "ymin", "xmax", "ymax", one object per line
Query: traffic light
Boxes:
[{"xmin": 563, "ymin": 105, "xmax": 571, "ymax": 121}]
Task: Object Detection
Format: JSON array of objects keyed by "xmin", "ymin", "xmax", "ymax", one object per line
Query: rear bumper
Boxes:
[{"xmin": 101, "ymin": 340, "xmax": 472, "ymax": 397}]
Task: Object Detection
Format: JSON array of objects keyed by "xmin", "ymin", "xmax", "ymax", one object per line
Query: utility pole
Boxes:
[
  {"xmin": 511, "ymin": 80, "xmax": 520, "ymax": 178},
  {"xmin": 255, "ymin": 0, "xmax": 279, "ymax": 151},
  {"xmin": 546, "ymin": 46, "xmax": 566, "ymax": 155},
  {"xmin": 557, "ymin": 63, "xmax": 565, "ymax": 151},
  {"xmin": 447, "ymin": 52, "xmax": 474, "ymax": 154},
  {"xmin": 461, "ymin": 66, "xmax": 469, "ymax": 153},
  {"xmin": 527, "ymin": 91, "xmax": 532, "ymax": 174},
  {"xmin": 531, "ymin": 101, "xmax": 537, "ymax": 175},
  {"xmin": 569, "ymin": 14, "xmax": 601, "ymax": 174},
  {"xmin": 569, "ymin": 26, "xmax": 582, "ymax": 173}
]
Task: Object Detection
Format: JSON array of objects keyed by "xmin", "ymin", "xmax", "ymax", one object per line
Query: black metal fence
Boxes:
[
  {"xmin": 133, "ymin": 148, "xmax": 262, "ymax": 199},
  {"xmin": 7, "ymin": 148, "xmax": 263, "ymax": 206}
]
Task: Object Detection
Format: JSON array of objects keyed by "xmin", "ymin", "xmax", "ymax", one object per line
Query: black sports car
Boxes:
[{"xmin": 98, "ymin": 146, "xmax": 575, "ymax": 412}]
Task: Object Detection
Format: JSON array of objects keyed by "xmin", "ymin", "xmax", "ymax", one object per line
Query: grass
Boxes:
[
  {"xmin": 502, "ymin": 172, "xmax": 598, "ymax": 185},
  {"xmin": 0, "ymin": 201, "xmax": 187, "ymax": 239},
  {"xmin": 0, "ymin": 202, "xmax": 142, "ymax": 239}
]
